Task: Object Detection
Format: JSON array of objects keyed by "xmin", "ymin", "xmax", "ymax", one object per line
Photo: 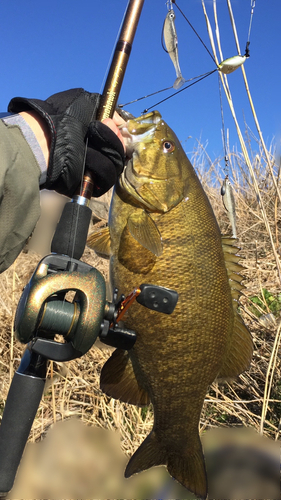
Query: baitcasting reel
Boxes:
[
  {"xmin": 0, "ymin": 254, "xmax": 178, "ymax": 497},
  {"xmin": 15, "ymin": 253, "xmax": 179, "ymax": 362}
]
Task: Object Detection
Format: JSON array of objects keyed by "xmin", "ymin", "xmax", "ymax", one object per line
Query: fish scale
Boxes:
[
  {"xmin": 87, "ymin": 111, "xmax": 253, "ymax": 499},
  {"xmin": 108, "ymin": 190, "xmax": 231, "ymax": 493}
]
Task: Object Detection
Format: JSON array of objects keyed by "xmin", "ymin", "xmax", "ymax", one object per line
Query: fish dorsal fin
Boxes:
[
  {"xmin": 100, "ymin": 349, "xmax": 150, "ymax": 406},
  {"xmin": 87, "ymin": 226, "xmax": 111, "ymax": 258},
  {"xmin": 217, "ymin": 237, "xmax": 253, "ymax": 378},
  {"xmin": 222, "ymin": 236, "xmax": 237, "ymax": 247},
  {"xmin": 217, "ymin": 312, "xmax": 253, "ymax": 378},
  {"xmin": 222, "ymin": 237, "xmax": 246, "ymax": 307},
  {"xmin": 127, "ymin": 211, "xmax": 163, "ymax": 257},
  {"xmin": 222, "ymin": 237, "xmax": 245, "ymax": 276}
]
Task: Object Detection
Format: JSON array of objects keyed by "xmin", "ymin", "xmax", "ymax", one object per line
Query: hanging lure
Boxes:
[
  {"xmin": 218, "ymin": 54, "xmax": 248, "ymax": 74},
  {"xmin": 162, "ymin": 4, "xmax": 185, "ymax": 89},
  {"xmin": 221, "ymin": 175, "xmax": 237, "ymax": 238}
]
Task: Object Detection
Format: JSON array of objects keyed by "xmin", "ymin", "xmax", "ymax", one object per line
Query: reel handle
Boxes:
[{"xmin": 0, "ymin": 348, "xmax": 47, "ymax": 495}]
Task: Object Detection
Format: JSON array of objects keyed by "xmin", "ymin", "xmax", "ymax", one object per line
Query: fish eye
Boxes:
[{"xmin": 163, "ymin": 141, "xmax": 175, "ymax": 153}]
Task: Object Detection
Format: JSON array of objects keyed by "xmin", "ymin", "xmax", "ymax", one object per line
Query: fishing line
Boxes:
[
  {"xmin": 69, "ymin": 137, "xmax": 89, "ymax": 261},
  {"xmin": 119, "ymin": 84, "xmax": 173, "ymax": 107},
  {"xmin": 119, "ymin": 71, "xmax": 213, "ymax": 108},
  {"xmin": 218, "ymin": 73, "xmax": 229, "ymax": 176},
  {"xmin": 218, "ymin": 0, "xmax": 256, "ymax": 174},
  {"xmin": 70, "ymin": 3, "xmax": 129, "ymax": 261},
  {"xmin": 142, "ymin": 69, "xmax": 216, "ymax": 113},
  {"xmin": 120, "ymin": 2, "xmax": 218, "ymax": 112},
  {"xmin": 173, "ymin": 0, "xmax": 217, "ymax": 66},
  {"xmin": 245, "ymin": 0, "xmax": 256, "ymax": 57}
]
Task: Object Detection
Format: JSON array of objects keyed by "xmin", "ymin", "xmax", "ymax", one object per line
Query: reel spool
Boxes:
[
  {"xmin": 15, "ymin": 254, "xmax": 179, "ymax": 361},
  {"xmin": 15, "ymin": 254, "xmax": 106, "ymax": 360}
]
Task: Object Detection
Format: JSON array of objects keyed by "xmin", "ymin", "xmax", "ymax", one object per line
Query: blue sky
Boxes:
[{"xmin": 1, "ymin": 1, "xmax": 280, "ymax": 163}]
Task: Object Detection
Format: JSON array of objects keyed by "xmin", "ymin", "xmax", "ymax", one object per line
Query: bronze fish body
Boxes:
[{"xmin": 88, "ymin": 111, "xmax": 253, "ymax": 499}]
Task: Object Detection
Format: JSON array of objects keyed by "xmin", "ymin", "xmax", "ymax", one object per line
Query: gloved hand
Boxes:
[{"xmin": 8, "ymin": 88, "xmax": 125, "ymax": 197}]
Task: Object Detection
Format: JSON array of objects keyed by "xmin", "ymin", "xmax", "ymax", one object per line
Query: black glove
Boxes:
[{"xmin": 8, "ymin": 88, "xmax": 125, "ymax": 197}]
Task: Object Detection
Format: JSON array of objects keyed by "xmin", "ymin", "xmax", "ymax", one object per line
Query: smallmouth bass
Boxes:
[{"xmin": 88, "ymin": 111, "xmax": 253, "ymax": 499}]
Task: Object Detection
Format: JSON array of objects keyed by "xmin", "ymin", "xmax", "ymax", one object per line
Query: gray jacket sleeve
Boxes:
[{"xmin": 0, "ymin": 120, "xmax": 41, "ymax": 273}]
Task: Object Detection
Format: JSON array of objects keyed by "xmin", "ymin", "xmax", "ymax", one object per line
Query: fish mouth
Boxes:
[
  {"xmin": 119, "ymin": 111, "xmax": 165, "ymax": 210},
  {"xmin": 119, "ymin": 110, "xmax": 161, "ymax": 157}
]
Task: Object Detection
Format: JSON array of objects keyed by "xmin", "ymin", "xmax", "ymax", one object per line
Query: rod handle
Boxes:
[
  {"xmin": 0, "ymin": 372, "xmax": 45, "ymax": 495},
  {"xmin": 51, "ymin": 201, "xmax": 92, "ymax": 260}
]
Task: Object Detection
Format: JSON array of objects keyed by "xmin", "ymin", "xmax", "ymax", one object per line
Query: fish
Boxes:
[
  {"xmin": 221, "ymin": 175, "xmax": 237, "ymax": 238},
  {"xmin": 87, "ymin": 111, "xmax": 253, "ymax": 499},
  {"xmin": 163, "ymin": 9, "xmax": 185, "ymax": 89},
  {"xmin": 218, "ymin": 55, "xmax": 247, "ymax": 74}
]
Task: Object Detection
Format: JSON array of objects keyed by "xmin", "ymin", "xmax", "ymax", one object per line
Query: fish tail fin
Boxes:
[
  {"xmin": 173, "ymin": 76, "xmax": 185, "ymax": 89},
  {"xmin": 125, "ymin": 430, "xmax": 207, "ymax": 499},
  {"xmin": 125, "ymin": 430, "xmax": 165, "ymax": 477},
  {"xmin": 167, "ymin": 435, "xmax": 207, "ymax": 499}
]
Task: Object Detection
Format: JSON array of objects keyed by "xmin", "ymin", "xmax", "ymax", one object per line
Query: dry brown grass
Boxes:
[
  {"xmin": 0, "ymin": 246, "xmax": 154, "ymax": 456},
  {"xmin": 193, "ymin": 138, "xmax": 281, "ymax": 441},
  {"xmin": 0, "ymin": 138, "xmax": 280, "ymax": 451},
  {"xmin": 0, "ymin": 134, "xmax": 280, "ymax": 500},
  {"xmin": 1, "ymin": 137, "xmax": 281, "ymax": 499}
]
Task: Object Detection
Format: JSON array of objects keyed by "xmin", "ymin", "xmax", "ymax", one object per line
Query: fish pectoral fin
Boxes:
[
  {"xmin": 87, "ymin": 226, "xmax": 111, "ymax": 257},
  {"xmin": 127, "ymin": 211, "xmax": 163, "ymax": 257},
  {"xmin": 100, "ymin": 349, "xmax": 150, "ymax": 406},
  {"xmin": 126, "ymin": 432, "xmax": 207, "ymax": 500}
]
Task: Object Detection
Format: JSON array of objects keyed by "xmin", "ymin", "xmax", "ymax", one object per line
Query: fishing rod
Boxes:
[
  {"xmin": 51, "ymin": 0, "xmax": 146, "ymax": 261},
  {"xmin": 0, "ymin": 1, "xmax": 146, "ymax": 496}
]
